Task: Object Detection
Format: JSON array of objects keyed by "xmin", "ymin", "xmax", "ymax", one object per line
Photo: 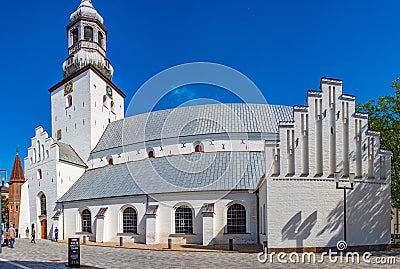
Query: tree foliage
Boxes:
[
  {"xmin": 356, "ymin": 79, "xmax": 400, "ymax": 209},
  {"xmin": 1, "ymin": 196, "xmax": 8, "ymax": 224}
]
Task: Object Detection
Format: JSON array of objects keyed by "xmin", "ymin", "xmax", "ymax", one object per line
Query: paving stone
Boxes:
[{"xmin": 0, "ymin": 239, "xmax": 399, "ymax": 268}]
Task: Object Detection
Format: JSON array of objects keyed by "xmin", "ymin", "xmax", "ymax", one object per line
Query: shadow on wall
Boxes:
[
  {"xmin": 281, "ymin": 211, "xmax": 317, "ymax": 249},
  {"xmin": 317, "ymin": 182, "xmax": 390, "ymax": 247}
]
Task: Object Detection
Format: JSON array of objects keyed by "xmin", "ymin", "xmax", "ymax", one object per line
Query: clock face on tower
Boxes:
[
  {"xmin": 106, "ymin": 85, "xmax": 113, "ymax": 99},
  {"xmin": 64, "ymin": 80, "xmax": 74, "ymax": 96}
]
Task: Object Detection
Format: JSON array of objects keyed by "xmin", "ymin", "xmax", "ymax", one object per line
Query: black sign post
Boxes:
[{"xmin": 68, "ymin": 238, "xmax": 80, "ymax": 268}]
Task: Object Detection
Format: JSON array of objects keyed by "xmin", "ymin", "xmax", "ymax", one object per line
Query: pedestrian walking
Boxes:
[
  {"xmin": 54, "ymin": 227, "xmax": 59, "ymax": 242},
  {"xmin": 31, "ymin": 227, "xmax": 36, "ymax": 244},
  {"xmin": 3, "ymin": 231, "xmax": 9, "ymax": 247},
  {"xmin": 25, "ymin": 227, "xmax": 29, "ymax": 239},
  {"xmin": 8, "ymin": 225, "xmax": 16, "ymax": 248}
]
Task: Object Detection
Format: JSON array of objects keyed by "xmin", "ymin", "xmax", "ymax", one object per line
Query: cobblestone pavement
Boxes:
[{"xmin": 0, "ymin": 239, "xmax": 399, "ymax": 268}]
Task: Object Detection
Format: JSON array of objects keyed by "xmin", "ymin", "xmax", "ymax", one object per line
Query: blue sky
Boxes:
[{"xmin": 1, "ymin": 0, "xmax": 400, "ymax": 179}]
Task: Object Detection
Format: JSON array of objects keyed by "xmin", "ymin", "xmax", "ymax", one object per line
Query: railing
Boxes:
[{"xmin": 68, "ymin": 40, "xmax": 106, "ymax": 57}]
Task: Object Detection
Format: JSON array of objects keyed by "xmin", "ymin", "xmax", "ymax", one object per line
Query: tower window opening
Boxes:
[
  {"xmin": 103, "ymin": 95, "xmax": 108, "ymax": 107},
  {"xmin": 84, "ymin": 26, "xmax": 93, "ymax": 42},
  {"xmin": 148, "ymin": 150, "xmax": 154, "ymax": 158},
  {"xmin": 108, "ymin": 157, "xmax": 114, "ymax": 165},
  {"xmin": 111, "ymin": 101, "xmax": 115, "ymax": 113},
  {"xmin": 66, "ymin": 95, "xmax": 73, "ymax": 108},
  {"xmin": 72, "ymin": 28, "xmax": 78, "ymax": 45},
  {"xmin": 37, "ymin": 169, "xmax": 42, "ymax": 180},
  {"xmin": 98, "ymin": 32, "xmax": 104, "ymax": 47}
]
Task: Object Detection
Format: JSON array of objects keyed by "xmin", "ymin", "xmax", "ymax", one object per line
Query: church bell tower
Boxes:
[{"xmin": 49, "ymin": 0, "xmax": 125, "ymax": 162}]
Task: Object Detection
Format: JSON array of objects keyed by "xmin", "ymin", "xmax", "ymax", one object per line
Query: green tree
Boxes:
[
  {"xmin": 1, "ymin": 196, "xmax": 9, "ymax": 224},
  {"xmin": 356, "ymin": 79, "xmax": 400, "ymax": 210}
]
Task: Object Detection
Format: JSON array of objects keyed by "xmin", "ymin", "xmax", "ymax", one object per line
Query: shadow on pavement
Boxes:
[{"xmin": 0, "ymin": 261, "xmax": 104, "ymax": 269}]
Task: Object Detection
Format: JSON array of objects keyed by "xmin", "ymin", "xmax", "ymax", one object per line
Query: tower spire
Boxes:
[{"xmin": 10, "ymin": 151, "xmax": 25, "ymax": 182}]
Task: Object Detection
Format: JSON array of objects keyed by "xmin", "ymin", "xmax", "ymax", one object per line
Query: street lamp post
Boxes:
[
  {"xmin": 334, "ymin": 172, "xmax": 355, "ymax": 244},
  {"xmin": 0, "ymin": 170, "xmax": 6, "ymax": 254}
]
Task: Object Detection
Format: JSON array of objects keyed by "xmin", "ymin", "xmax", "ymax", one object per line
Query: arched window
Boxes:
[
  {"xmin": 103, "ymin": 95, "xmax": 108, "ymax": 107},
  {"xmin": 84, "ymin": 26, "xmax": 93, "ymax": 41},
  {"xmin": 195, "ymin": 144, "xmax": 202, "ymax": 153},
  {"xmin": 37, "ymin": 169, "xmax": 42, "ymax": 180},
  {"xmin": 81, "ymin": 209, "xmax": 92, "ymax": 233},
  {"xmin": 227, "ymin": 204, "xmax": 246, "ymax": 234},
  {"xmin": 123, "ymin": 207, "xmax": 137, "ymax": 234},
  {"xmin": 41, "ymin": 144, "xmax": 45, "ymax": 160},
  {"xmin": 110, "ymin": 101, "xmax": 115, "ymax": 113},
  {"xmin": 108, "ymin": 157, "xmax": 114, "ymax": 165},
  {"xmin": 98, "ymin": 32, "xmax": 104, "ymax": 46},
  {"xmin": 66, "ymin": 95, "xmax": 73, "ymax": 108},
  {"xmin": 148, "ymin": 150, "xmax": 154, "ymax": 158},
  {"xmin": 40, "ymin": 194, "xmax": 46, "ymax": 216},
  {"xmin": 72, "ymin": 28, "xmax": 78, "ymax": 45},
  {"xmin": 175, "ymin": 205, "xmax": 193, "ymax": 234}
]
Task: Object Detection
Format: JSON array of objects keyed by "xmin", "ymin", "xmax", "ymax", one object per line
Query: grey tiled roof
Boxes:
[
  {"xmin": 58, "ymin": 151, "xmax": 265, "ymax": 202},
  {"xmin": 56, "ymin": 142, "xmax": 87, "ymax": 168},
  {"xmin": 92, "ymin": 103, "xmax": 293, "ymax": 153}
]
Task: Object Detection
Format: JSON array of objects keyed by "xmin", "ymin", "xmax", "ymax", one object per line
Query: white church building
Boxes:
[{"xmin": 19, "ymin": 0, "xmax": 392, "ymax": 252}]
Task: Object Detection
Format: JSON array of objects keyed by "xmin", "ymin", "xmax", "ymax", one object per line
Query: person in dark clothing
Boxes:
[{"xmin": 31, "ymin": 228, "xmax": 36, "ymax": 244}]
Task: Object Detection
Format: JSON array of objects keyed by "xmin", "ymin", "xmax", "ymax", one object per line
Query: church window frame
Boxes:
[
  {"xmin": 84, "ymin": 26, "xmax": 93, "ymax": 42},
  {"xmin": 121, "ymin": 206, "xmax": 138, "ymax": 234},
  {"xmin": 66, "ymin": 95, "xmax": 73, "ymax": 108},
  {"xmin": 174, "ymin": 204, "xmax": 194, "ymax": 234},
  {"xmin": 37, "ymin": 169, "xmax": 42, "ymax": 180},
  {"xmin": 226, "ymin": 203, "xmax": 247, "ymax": 234},
  {"xmin": 98, "ymin": 31, "xmax": 104, "ymax": 47},
  {"xmin": 40, "ymin": 193, "xmax": 47, "ymax": 216},
  {"xmin": 37, "ymin": 141, "xmax": 41, "ymax": 161},
  {"xmin": 72, "ymin": 28, "xmax": 79, "ymax": 45},
  {"xmin": 147, "ymin": 148, "xmax": 155, "ymax": 159},
  {"xmin": 81, "ymin": 209, "xmax": 92, "ymax": 233},
  {"xmin": 194, "ymin": 142, "xmax": 203, "ymax": 153},
  {"xmin": 103, "ymin": 95, "xmax": 109, "ymax": 108},
  {"xmin": 110, "ymin": 101, "xmax": 115, "ymax": 114}
]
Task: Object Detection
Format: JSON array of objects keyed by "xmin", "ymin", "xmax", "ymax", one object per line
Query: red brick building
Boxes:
[{"xmin": 8, "ymin": 151, "xmax": 25, "ymax": 229}]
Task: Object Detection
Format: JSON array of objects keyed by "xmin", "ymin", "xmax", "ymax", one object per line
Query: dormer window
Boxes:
[
  {"xmin": 72, "ymin": 28, "xmax": 79, "ymax": 45},
  {"xmin": 108, "ymin": 157, "xmax": 114, "ymax": 165},
  {"xmin": 194, "ymin": 142, "xmax": 203, "ymax": 153},
  {"xmin": 194, "ymin": 144, "xmax": 202, "ymax": 152},
  {"xmin": 84, "ymin": 26, "xmax": 93, "ymax": 41},
  {"xmin": 148, "ymin": 150, "xmax": 154, "ymax": 158}
]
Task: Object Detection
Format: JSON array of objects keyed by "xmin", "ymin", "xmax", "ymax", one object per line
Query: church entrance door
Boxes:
[{"xmin": 41, "ymin": 219, "xmax": 47, "ymax": 239}]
